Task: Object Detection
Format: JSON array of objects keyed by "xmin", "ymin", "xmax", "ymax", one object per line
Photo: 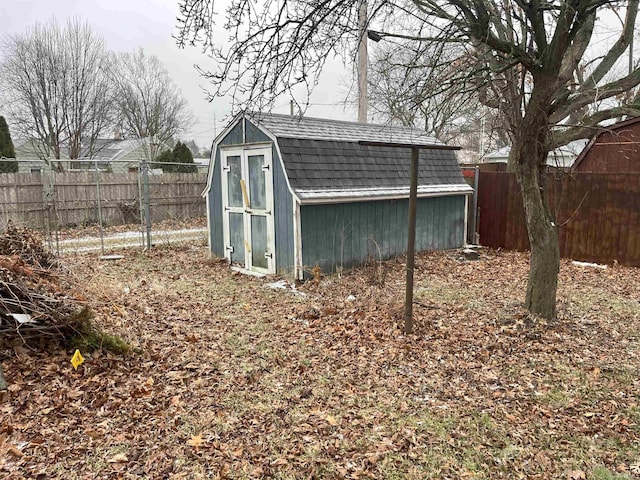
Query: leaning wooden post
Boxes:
[
  {"xmin": 403, "ymin": 146, "xmax": 419, "ymax": 334},
  {"xmin": 358, "ymin": 140, "xmax": 460, "ymax": 334}
]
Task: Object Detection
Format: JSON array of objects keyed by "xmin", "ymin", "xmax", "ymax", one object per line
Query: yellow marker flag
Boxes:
[{"xmin": 71, "ymin": 349, "xmax": 84, "ymax": 370}]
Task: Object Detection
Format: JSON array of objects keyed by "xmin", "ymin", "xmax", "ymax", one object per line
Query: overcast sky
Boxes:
[{"xmin": 1, "ymin": 0, "xmax": 358, "ymax": 151}]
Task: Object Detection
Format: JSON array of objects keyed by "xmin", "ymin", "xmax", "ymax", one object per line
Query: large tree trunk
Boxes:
[
  {"xmin": 512, "ymin": 81, "xmax": 560, "ymax": 320},
  {"xmin": 515, "ymin": 154, "xmax": 560, "ymax": 319}
]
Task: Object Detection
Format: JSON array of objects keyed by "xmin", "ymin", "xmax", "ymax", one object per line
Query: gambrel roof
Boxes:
[
  {"xmin": 209, "ymin": 112, "xmax": 472, "ymax": 202},
  {"xmin": 250, "ymin": 112, "xmax": 446, "ymax": 146}
]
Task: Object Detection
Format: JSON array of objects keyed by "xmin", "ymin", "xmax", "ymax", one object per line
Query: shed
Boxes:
[
  {"xmin": 572, "ymin": 116, "xmax": 640, "ymax": 172},
  {"xmin": 204, "ymin": 112, "xmax": 473, "ymax": 278}
]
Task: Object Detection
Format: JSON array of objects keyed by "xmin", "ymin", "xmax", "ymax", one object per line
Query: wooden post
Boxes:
[
  {"xmin": 403, "ymin": 146, "xmax": 419, "ymax": 334},
  {"xmin": 357, "ymin": 140, "xmax": 461, "ymax": 335}
]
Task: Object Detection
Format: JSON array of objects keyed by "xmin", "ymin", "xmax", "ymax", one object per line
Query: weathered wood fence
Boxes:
[
  {"xmin": 0, "ymin": 171, "xmax": 207, "ymax": 229},
  {"xmin": 477, "ymin": 172, "xmax": 640, "ymax": 266}
]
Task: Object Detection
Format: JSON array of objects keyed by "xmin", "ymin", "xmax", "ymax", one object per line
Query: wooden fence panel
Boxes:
[
  {"xmin": 477, "ymin": 172, "xmax": 507, "ymax": 248},
  {"xmin": 477, "ymin": 172, "xmax": 640, "ymax": 267},
  {"xmin": 0, "ymin": 171, "xmax": 207, "ymax": 230}
]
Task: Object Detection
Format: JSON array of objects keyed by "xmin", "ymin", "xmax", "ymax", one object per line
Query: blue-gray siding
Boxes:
[
  {"xmin": 208, "ymin": 123, "xmax": 244, "ymax": 257},
  {"xmin": 208, "ymin": 119, "xmax": 295, "ymax": 274},
  {"xmin": 209, "ymin": 146, "xmax": 224, "ymax": 258},
  {"xmin": 271, "ymin": 144, "xmax": 294, "ymax": 274},
  {"xmin": 300, "ymin": 195, "xmax": 466, "ymax": 274}
]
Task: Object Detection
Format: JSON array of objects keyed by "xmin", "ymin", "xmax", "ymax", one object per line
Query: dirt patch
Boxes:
[{"xmin": 1, "ymin": 246, "xmax": 639, "ymax": 479}]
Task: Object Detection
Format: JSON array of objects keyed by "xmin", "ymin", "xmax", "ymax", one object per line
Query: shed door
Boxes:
[{"xmin": 221, "ymin": 147, "xmax": 275, "ymax": 274}]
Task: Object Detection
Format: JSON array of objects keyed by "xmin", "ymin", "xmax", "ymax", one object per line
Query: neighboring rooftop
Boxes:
[{"xmin": 484, "ymin": 140, "xmax": 589, "ymax": 168}]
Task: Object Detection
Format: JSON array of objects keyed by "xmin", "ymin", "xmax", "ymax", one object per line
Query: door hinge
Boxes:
[
  {"xmin": 225, "ymin": 245, "xmax": 234, "ymax": 253},
  {"xmin": 264, "ymin": 252, "xmax": 273, "ymax": 259},
  {"xmin": 262, "ymin": 164, "xmax": 270, "ymax": 171}
]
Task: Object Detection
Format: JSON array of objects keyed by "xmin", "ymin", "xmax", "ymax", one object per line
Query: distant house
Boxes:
[
  {"xmin": 572, "ymin": 117, "xmax": 640, "ymax": 172},
  {"xmin": 12, "ymin": 136, "xmax": 169, "ymax": 173},
  {"xmin": 205, "ymin": 112, "xmax": 472, "ymax": 278},
  {"xmin": 13, "ymin": 139, "xmax": 68, "ymax": 173},
  {"xmin": 484, "ymin": 139, "xmax": 589, "ymax": 168},
  {"xmin": 192, "ymin": 157, "xmax": 210, "ymax": 170},
  {"xmin": 74, "ymin": 137, "xmax": 171, "ymax": 173}
]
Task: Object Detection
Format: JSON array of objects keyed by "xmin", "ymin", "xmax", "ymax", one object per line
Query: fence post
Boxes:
[
  {"xmin": 95, "ymin": 160, "xmax": 105, "ymax": 255},
  {"xmin": 141, "ymin": 156, "xmax": 152, "ymax": 249},
  {"xmin": 472, "ymin": 166, "xmax": 480, "ymax": 244}
]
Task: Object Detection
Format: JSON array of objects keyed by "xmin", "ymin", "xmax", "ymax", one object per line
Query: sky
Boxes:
[{"xmin": 1, "ymin": 0, "xmax": 358, "ymax": 151}]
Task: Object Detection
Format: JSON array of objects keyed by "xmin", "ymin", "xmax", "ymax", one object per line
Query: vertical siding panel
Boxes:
[
  {"xmin": 346, "ymin": 202, "xmax": 356, "ymax": 268},
  {"xmin": 392, "ymin": 200, "xmax": 401, "ymax": 255},
  {"xmin": 320, "ymin": 205, "xmax": 332, "ymax": 272},
  {"xmin": 420, "ymin": 197, "xmax": 429, "ymax": 250},
  {"xmin": 299, "ymin": 195, "xmax": 467, "ymax": 275},
  {"xmin": 300, "ymin": 205, "xmax": 310, "ymax": 270},
  {"xmin": 414, "ymin": 200, "xmax": 424, "ymax": 251},
  {"xmin": 272, "ymin": 146, "xmax": 294, "ymax": 275},
  {"xmin": 209, "ymin": 148, "xmax": 224, "ymax": 257},
  {"xmin": 441, "ymin": 197, "xmax": 449, "ymax": 248}
]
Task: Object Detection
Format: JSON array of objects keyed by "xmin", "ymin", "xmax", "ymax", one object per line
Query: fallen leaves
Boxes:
[
  {"xmin": 107, "ymin": 452, "xmax": 128, "ymax": 463},
  {"xmin": 1, "ymin": 245, "xmax": 639, "ymax": 479},
  {"xmin": 187, "ymin": 434, "xmax": 204, "ymax": 450}
]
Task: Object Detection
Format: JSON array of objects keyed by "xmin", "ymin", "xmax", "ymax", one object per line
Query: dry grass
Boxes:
[{"xmin": 1, "ymin": 244, "xmax": 639, "ymax": 479}]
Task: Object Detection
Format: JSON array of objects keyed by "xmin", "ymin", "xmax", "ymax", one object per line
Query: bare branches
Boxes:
[
  {"xmin": 107, "ymin": 49, "xmax": 193, "ymax": 152},
  {"xmin": 177, "ymin": 0, "xmax": 640, "ymax": 152},
  {"xmin": 0, "ymin": 19, "xmax": 113, "ymax": 163}
]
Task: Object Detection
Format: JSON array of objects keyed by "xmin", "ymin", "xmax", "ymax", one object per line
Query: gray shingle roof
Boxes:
[
  {"xmin": 250, "ymin": 112, "xmax": 445, "ymax": 146},
  {"xmin": 276, "ymin": 138, "xmax": 470, "ymax": 200}
]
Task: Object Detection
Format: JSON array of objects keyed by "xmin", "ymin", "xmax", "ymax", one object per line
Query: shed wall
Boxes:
[
  {"xmin": 300, "ymin": 195, "xmax": 466, "ymax": 274},
  {"xmin": 207, "ymin": 119, "xmax": 295, "ymax": 274}
]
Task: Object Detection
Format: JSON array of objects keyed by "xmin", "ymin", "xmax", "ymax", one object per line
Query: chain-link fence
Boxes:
[{"xmin": 0, "ymin": 158, "xmax": 209, "ymax": 255}]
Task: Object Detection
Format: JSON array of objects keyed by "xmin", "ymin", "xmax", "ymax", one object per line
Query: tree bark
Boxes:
[
  {"xmin": 516, "ymin": 157, "xmax": 560, "ymax": 319},
  {"xmin": 512, "ymin": 81, "xmax": 560, "ymax": 320}
]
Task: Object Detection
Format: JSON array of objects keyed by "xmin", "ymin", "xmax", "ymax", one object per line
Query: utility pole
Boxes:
[{"xmin": 357, "ymin": 0, "xmax": 368, "ymax": 123}]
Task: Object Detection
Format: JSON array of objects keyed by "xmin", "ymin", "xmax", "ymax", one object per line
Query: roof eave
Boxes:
[{"xmin": 296, "ymin": 184, "xmax": 473, "ymax": 205}]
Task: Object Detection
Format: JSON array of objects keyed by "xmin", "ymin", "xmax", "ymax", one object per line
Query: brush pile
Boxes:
[{"xmin": 0, "ymin": 222, "xmax": 89, "ymax": 349}]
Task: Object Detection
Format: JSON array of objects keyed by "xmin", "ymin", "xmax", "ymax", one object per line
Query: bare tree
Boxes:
[
  {"xmin": 366, "ymin": 37, "xmax": 508, "ymax": 154},
  {"xmin": 109, "ymin": 49, "xmax": 193, "ymax": 156},
  {"xmin": 177, "ymin": 0, "xmax": 640, "ymax": 320},
  {"xmin": 0, "ymin": 19, "xmax": 113, "ymax": 167}
]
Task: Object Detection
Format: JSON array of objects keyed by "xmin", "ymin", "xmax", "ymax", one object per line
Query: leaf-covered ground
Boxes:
[{"xmin": 1, "ymin": 245, "xmax": 639, "ymax": 479}]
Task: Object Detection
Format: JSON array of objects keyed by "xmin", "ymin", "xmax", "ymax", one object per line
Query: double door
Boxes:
[{"xmin": 221, "ymin": 147, "xmax": 275, "ymax": 274}]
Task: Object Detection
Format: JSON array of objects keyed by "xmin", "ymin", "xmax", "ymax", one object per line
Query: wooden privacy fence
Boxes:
[
  {"xmin": 0, "ymin": 171, "xmax": 207, "ymax": 230},
  {"xmin": 477, "ymin": 172, "xmax": 640, "ymax": 267}
]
